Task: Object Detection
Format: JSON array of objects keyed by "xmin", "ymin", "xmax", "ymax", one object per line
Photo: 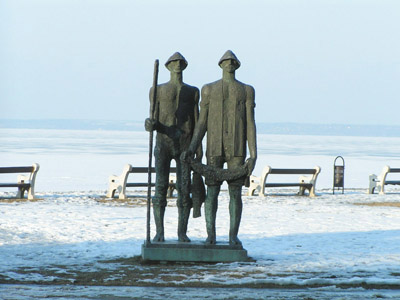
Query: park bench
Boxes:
[
  {"xmin": 248, "ymin": 165, "xmax": 321, "ymax": 197},
  {"xmin": 0, "ymin": 163, "xmax": 40, "ymax": 199},
  {"xmin": 106, "ymin": 164, "xmax": 177, "ymax": 199},
  {"xmin": 368, "ymin": 165, "xmax": 400, "ymax": 194}
]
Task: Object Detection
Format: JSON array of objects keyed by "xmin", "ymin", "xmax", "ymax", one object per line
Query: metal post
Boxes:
[{"xmin": 146, "ymin": 59, "xmax": 159, "ymax": 245}]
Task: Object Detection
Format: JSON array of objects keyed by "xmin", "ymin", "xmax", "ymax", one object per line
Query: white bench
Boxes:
[
  {"xmin": 248, "ymin": 165, "xmax": 321, "ymax": 197},
  {"xmin": 368, "ymin": 165, "xmax": 400, "ymax": 194},
  {"xmin": 106, "ymin": 164, "xmax": 177, "ymax": 200},
  {"xmin": 0, "ymin": 163, "xmax": 40, "ymax": 199}
]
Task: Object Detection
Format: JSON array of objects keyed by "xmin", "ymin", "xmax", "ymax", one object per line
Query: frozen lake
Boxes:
[
  {"xmin": 1, "ymin": 128, "xmax": 400, "ymax": 299},
  {"xmin": 2, "ymin": 128, "xmax": 400, "ymax": 191}
]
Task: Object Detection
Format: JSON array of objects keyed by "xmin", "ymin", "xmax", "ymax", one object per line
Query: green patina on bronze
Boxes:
[
  {"xmin": 183, "ymin": 50, "xmax": 257, "ymax": 247},
  {"xmin": 145, "ymin": 52, "xmax": 203, "ymax": 243}
]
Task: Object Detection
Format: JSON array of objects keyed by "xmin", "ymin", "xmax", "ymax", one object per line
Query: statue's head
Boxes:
[
  {"xmin": 218, "ymin": 50, "xmax": 240, "ymax": 72},
  {"xmin": 165, "ymin": 52, "xmax": 188, "ymax": 72}
]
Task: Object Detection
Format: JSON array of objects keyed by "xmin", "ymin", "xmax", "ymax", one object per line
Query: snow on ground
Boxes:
[
  {"xmin": 2, "ymin": 285, "xmax": 400, "ymax": 300},
  {"xmin": 1, "ymin": 189, "xmax": 400, "ymax": 289},
  {"xmin": 1, "ymin": 128, "xmax": 400, "ymax": 298}
]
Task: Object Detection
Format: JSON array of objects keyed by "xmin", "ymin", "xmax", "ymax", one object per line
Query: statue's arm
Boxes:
[
  {"xmin": 145, "ymin": 87, "xmax": 159, "ymax": 132},
  {"xmin": 193, "ymin": 88, "xmax": 203, "ymax": 160},
  {"xmin": 149, "ymin": 86, "xmax": 160, "ymax": 121},
  {"xmin": 187, "ymin": 86, "xmax": 209, "ymax": 156},
  {"xmin": 246, "ymin": 85, "xmax": 257, "ymax": 174}
]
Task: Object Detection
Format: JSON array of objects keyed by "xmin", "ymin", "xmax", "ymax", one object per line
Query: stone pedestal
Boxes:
[{"xmin": 141, "ymin": 241, "xmax": 251, "ymax": 263}]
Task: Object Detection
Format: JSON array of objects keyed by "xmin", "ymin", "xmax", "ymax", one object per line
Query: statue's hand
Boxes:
[
  {"xmin": 245, "ymin": 157, "xmax": 257, "ymax": 176},
  {"xmin": 167, "ymin": 126, "xmax": 183, "ymax": 140},
  {"xmin": 181, "ymin": 150, "xmax": 194, "ymax": 163},
  {"xmin": 194, "ymin": 153, "xmax": 203, "ymax": 163},
  {"xmin": 144, "ymin": 118, "xmax": 157, "ymax": 132},
  {"xmin": 195, "ymin": 148, "xmax": 203, "ymax": 162}
]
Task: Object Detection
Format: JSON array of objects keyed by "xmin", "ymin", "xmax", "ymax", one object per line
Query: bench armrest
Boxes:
[
  {"xmin": 247, "ymin": 174, "xmax": 261, "ymax": 196},
  {"xmin": 17, "ymin": 163, "xmax": 39, "ymax": 199},
  {"xmin": 106, "ymin": 164, "xmax": 132, "ymax": 199},
  {"xmin": 260, "ymin": 165, "xmax": 272, "ymax": 196},
  {"xmin": 368, "ymin": 174, "xmax": 378, "ymax": 194},
  {"xmin": 308, "ymin": 166, "xmax": 321, "ymax": 197},
  {"xmin": 377, "ymin": 165, "xmax": 390, "ymax": 195}
]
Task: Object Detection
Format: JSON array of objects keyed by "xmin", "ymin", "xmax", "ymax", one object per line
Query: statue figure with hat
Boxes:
[
  {"xmin": 145, "ymin": 52, "xmax": 203, "ymax": 243},
  {"xmin": 182, "ymin": 50, "xmax": 257, "ymax": 246}
]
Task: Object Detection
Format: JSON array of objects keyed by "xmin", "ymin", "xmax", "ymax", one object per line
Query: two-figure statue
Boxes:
[{"xmin": 145, "ymin": 50, "xmax": 257, "ymax": 246}]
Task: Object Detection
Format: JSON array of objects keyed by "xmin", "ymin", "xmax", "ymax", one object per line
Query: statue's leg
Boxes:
[
  {"xmin": 205, "ymin": 185, "xmax": 220, "ymax": 244},
  {"xmin": 228, "ymin": 184, "xmax": 243, "ymax": 246},
  {"xmin": 152, "ymin": 204, "xmax": 165, "ymax": 242},
  {"xmin": 204, "ymin": 156, "xmax": 224, "ymax": 245},
  {"xmin": 176, "ymin": 158, "xmax": 192, "ymax": 242},
  {"xmin": 177, "ymin": 206, "xmax": 191, "ymax": 242},
  {"xmin": 227, "ymin": 157, "xmax": 245, "ymax": 246},
  {"xmin": 152, "ymin": 147, "xmax": 171, "ymax": 242}
]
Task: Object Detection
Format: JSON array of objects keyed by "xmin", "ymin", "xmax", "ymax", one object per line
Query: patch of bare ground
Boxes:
[
  {"xmin": 354, "ymin": 202, "xmax": 400, "ymax": 207},
  {"xmin": 0, "ymin": 198, "xmax": 43, "ymax": 203},
  {"xmin": 96, "ymin": 197, "xmax": 148, "ymax": 206},
  {"xmin": 96, "ymin": 197, "xmax": 177, "ymax": 207},
  {"xmin": 2, "ymin": 257, "xmax": 400, "ymax": 290}
]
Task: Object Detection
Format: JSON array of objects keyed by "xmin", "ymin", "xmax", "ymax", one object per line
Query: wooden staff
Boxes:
[{"xmin": 146, "ymin": 59, "xmax": 159, "ymax": 244}]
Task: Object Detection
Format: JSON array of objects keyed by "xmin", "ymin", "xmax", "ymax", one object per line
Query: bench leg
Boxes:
[
  {"xmin": 118, "ymin": 180, "xmax": 128, "ymax": 199},
  {"xmin": 377, "ymin": 166, "xmax": 390, "ymax": 195},
  {"xmin": 16, "ymin": 187, "xmax": 25, "ymax": 199},
  {"xmin": 106, "ymin": 176, "xmax": 119, "ymax": 198},
  {"xmin": 309, "ymin": 185, "xmax": 316, "ymax": 197},
  {"xmin": 298, "ymin": 175, "xmax": 313, "ymax": 196},
  {"xmin": 260, "ymin": 166, "xmax": 272, "ymax": 197},
  {"xmin": 27, "ymin": 187, "xmax": 35, "ymax": 200},
  {"xmin": 298, "ymin": 186, "xmax": 306, "ymax": 196},
  {"xmin": 247, "ymin": 175, "xmax": 261, "ymax": 196},
  {"xmin": 368, "ymin": 185, "xmax": 375, "ymax": 194},
  {"xmin": 118, "ymin": 190, "xmax": 127, "ymax": 200},
  {"xmin": 368, "ymin": 174, "xmax": 377, "ymax": 194},
  {"xmin": 379, "ymin": 185, "xmax": 385, "ymax": 195},
  {"xmin": 167, "ymin": 186, "xmax": 174, "ymax": 198},
  {"xmin": 106, "ymin": 188, "xmax": 116, "ymax": 198}
]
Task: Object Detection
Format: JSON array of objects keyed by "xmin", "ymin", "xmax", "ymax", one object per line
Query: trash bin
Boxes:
[{"xmin": 333, "ymin": 156, "xmax": 345, "ymax": 194}]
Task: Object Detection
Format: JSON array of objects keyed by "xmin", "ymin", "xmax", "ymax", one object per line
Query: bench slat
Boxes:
[
  {"xmin": 389, "ymin": 168, "xmax": 400, "ymax": 173},
  {"xmin": 0, "ymin": 167, "xmax": 34, "ymax": 174},
  {"xmin": 0, "ymin": 183, "xmax": 31, "ymax": 188},
  {"xmin": 130, "ymin": 167, "xmax": 177, "ymax": 173},
  {"xmin": 126, "ymin": 183, "xmax": 176, "ymax": 188},
  {"xmin": 269, "ymin": 168, "xmax": 316, "ymax": 175},
  {"xmin": 265, "ymin": 183, "xmax": 312, "ymax": 188},
  {"xmin": 126, "ymin": 183, "xmax": 155, "ymax": 187},
  {"xmin": 384, "ymin": 181, "xmax": 400, "ymax": 185},
  {"xmin": 130, "ymin": 167, "xmax": 155, "ymax": 173}
]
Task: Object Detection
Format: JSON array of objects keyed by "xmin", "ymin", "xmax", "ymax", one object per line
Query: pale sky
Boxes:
[{"xmin": 1, "ymin": 0, "xmax": 399, "ymax": 125}]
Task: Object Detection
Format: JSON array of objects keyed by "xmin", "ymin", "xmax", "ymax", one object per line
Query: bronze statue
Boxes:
[
  {"xmin": 182, "ymin": 50, "xmax": 257, "ymax": 246},
  {"xmin": 145, "ymin": 52, "xmax": 202, "ymax": 243}
]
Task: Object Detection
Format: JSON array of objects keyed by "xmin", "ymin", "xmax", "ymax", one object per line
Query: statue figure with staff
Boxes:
[{"xmin": 145, "ymin": 52, "xmax": 203, "ymax": 243}]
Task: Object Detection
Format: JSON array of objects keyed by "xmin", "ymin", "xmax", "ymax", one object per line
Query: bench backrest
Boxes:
[
  {"xmin": 269, "ymin": 168, "xmax": 316, "ymax": 175},
  {"xmin": 378, "ymin": 166, "xmax": 400, "ymax": 184},
  {"xmin": 0, "ymin": 166, "xmax": 34, "ymax": 174}
]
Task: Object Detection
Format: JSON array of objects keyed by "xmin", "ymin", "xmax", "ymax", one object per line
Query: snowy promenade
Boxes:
[
  {"xmin": 1, "ymin": 189, "xmax": 400, "ymax": 299},
  {"xmin": 1, "ymin": 128, "xmax": 400, "ymax": 298}
]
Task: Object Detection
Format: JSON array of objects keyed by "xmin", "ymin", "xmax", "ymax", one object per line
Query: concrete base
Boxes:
[{"xmin": 141, "ymin": 241, "xmax": 251, "ymax": 263}]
